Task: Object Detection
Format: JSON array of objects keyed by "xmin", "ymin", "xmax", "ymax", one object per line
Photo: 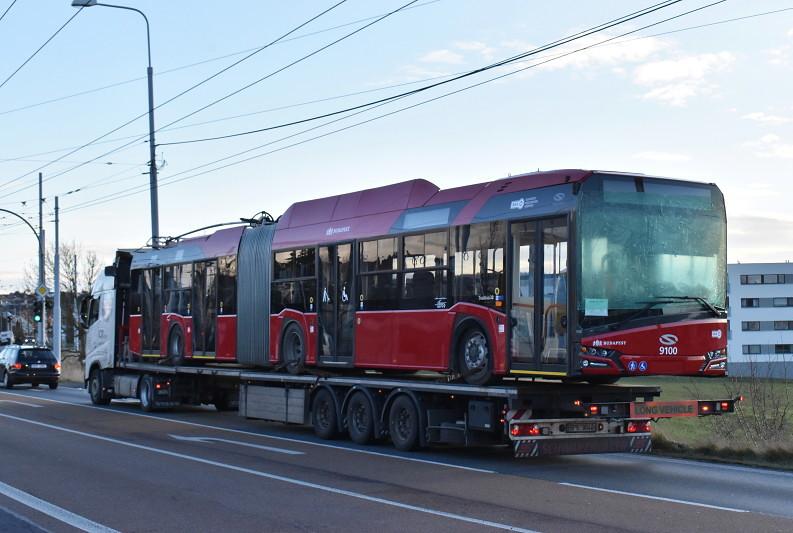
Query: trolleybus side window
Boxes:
[
  {"xmin": 271, "ymin": 248, "xmax": 317, "ymax": 314},
  {"xmin": 401, "ymin": 231, "xmax": 450, "ymax": 310},
  {"xmin": 218, "ymin": 255, "xmax": 237, "ymax": 315},
  {"xmin": 453, "ymin": 222, "xmax": 506, "ymax": 309},
  {"xmin": 164, "ymin": 264, "xmax": 192, "ymax": 316},
  {"xmin": 359, "ymin": 238, "xmax": 399, "ymax": 311}
]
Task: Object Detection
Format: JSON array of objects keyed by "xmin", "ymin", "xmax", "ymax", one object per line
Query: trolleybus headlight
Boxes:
[{"xmin": 706, "ymin": 348, "xmax": 727, "ymax": 360}]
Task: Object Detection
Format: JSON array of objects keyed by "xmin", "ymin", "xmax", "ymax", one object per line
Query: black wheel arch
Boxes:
[
  {"xmin": 449, "ymin": 314, "xmax": 495, "ymax": 373},
  {"xmin": 278, "ymin": 319, "xmax": 304, "ymax": 362}
]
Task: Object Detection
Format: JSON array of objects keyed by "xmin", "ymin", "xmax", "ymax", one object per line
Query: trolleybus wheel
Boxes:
[
  {"xmin": 457, "ymin": 327, "xmax": 493, "ymax": 386},
  {"xmin": 168, "ymin": 326, "xmax": 185, "ymax": 365},
  {"xmin": 89, "ymin": 368, "xmax": 112, "ymax": 405},
  {"xmin": 312, "ymin": 388, "xmax": 340, "ymax": 440},
  {"xmin": 388, "ymin": 395, "xmax": 420, "ymax": 451},
  {"xmin": 347, "ymin": 391, "xmax": 375, "ymax": 444},
  {"xmin": 281, "ymin": 323, "xmax": 306, "ymax": 375}
]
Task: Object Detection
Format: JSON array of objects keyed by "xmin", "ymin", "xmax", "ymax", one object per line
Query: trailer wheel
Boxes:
[
  {"xmin": 388, "ymin": 395, "xmax": 420, "ymax": 451},
  {"xmin": 312, "ymin": 388, "xmax": 340, "ymax": 440},
  {"xmin": 168, "ymin": 326, "xmax": 185, "ymax": 365},
  {"xmin": 139, "ymin": 375, "xmax": 156, "ymax": 412},
  {"xmin": 89, "ymin": 368, "xmax": 111, "ymax": 405},
  {"xmin": 347, "ymin": 391, "xmax": 375, "ymax": 444},
  {"xmin": 457, "ymin": 327, "xmax": 493, "ymax": 386},
  {"xmin": 281, "ymin": 323, "xmax": 306, "ymax": 375}
]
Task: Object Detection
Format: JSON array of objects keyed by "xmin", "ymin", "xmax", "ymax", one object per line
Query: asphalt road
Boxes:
[{"xmin": 1, "ymin": 385, "xmax": 792, "ymax": 533}]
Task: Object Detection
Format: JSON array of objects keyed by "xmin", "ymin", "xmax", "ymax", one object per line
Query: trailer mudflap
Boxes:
[{"xmin": 514, "ymin": 435, "xmax": 652, "ymax": 458}]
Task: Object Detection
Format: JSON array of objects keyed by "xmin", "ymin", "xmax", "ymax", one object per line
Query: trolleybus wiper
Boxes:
[
  {"xmin": 653, "ymin": 295, "xmax": 726, "ymax": 318},
  {"xmin": 608, "ymin": 299, "xmax": 676, "ymax": 331}
]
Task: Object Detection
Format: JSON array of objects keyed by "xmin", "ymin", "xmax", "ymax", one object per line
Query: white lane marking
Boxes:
[
  {"xmin": 559, "ymin": 482, "xmax": 749, "ymax": 513},
  {"xmin": 0, "ymin": 413, "xmax": 536, "ymax": 533},
  {"xmin": 169, "ymin": 434, "xmax": 305, "ymax": 455},
  {"xmin": 0, "ymin": 479, "xmax": 120, "ymax": 533},
  {"xmin": 0, "ymin": 390, "xmax": 494, "ymax": 474},
  {"xmin": 0, "ymin": 399, "xmax": 42, "ymax": 407}
]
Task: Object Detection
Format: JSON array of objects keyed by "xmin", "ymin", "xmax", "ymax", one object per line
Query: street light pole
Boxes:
[
  {"xmin": 72, "ymin": 0, "xmax": 159, "ymax": 248},
  {"xmin": 38, "ymin": 172, "xmax": 46, "ymax": 345}
]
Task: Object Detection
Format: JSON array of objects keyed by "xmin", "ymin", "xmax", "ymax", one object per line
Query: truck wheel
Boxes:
[
  {"xmin": 312, "ymin": 388, "xmax": 340, "ymax": 440},
  {"xmin": 213, "ymin": 391, "xmax": 238, "ymax": 412},
  {"xmin": 347, "ymin": 391, "xmax": 375, "ymax": 444},
  {"xmin": 139, "ymin": 375, "xmax": 156, "ymax": 412},
  {"xmin": 457, "ymin": 327, "xmax": 493, "ymax": 386},
  {"xmin": 89, "ymin": 368, "xmax": 111, "ymax": 405},
  {"xmin": 2, "ymin": 370, "xmax": 13, "ymax": 389},
  {"xmin": 281, "ymin": 323, "xmax": 306, "ymax": 375},
  {"xmin": 389, "ymin": 395, "xmax": 420, "ymax": 451},
  {"xmin": 168, "ymin": 327, "xmax": 185, "ymax": 365}
]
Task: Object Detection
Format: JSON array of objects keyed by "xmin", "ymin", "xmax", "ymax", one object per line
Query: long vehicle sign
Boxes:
[{"xmin": 630, "ymin": 400, "xmax": 698, "ymax": 418}]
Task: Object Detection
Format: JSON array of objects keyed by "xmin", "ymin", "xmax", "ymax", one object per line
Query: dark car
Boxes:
[{"xmin": 0, "ymin": 345, "xmax": 60, "ymax": 389}]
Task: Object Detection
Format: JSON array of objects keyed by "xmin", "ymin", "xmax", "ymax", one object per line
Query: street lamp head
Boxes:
[{"xmin": 71, "ymin": 0, "xmax": 97, "ymax": 7}]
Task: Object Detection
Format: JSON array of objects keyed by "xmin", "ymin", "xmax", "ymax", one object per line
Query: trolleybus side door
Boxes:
[
  {"xmin": 509, "ymin": 216, "xmax": 569, "ymax": 374},
  {"xmin": 318, "ymin": 243, "xmax": 355, "ymax": 365}
]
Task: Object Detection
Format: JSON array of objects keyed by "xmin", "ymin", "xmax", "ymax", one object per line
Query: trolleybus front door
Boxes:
[
  {"xmin": 509, "ymin": 217, "xmax": 569, "ymax": 375},
  {"xmin": 318, "ymin": 243, "xmax": 355, "ymax": 365}
]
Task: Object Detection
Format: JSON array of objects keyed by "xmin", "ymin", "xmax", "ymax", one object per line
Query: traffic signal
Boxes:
[{"xmin": 33, "ymin": 300, "xmax": 42, "ymax": 323}]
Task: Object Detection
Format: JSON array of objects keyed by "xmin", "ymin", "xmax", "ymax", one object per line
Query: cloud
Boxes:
[
  {"xmin": 419, "ymin": 49, "xmax": 464, "ymax": 65},
  {"xmin": 633, "ymin": 151, "xmax": 691, "ymax": 162},
  {"xmin": 728, "ymin": 215, "xmax": 793, "ymax": 263},
  {"xmin": 633, "ymin": 52, "xmax": 734, "ymax": 106},
  {"xmin": 743, "ymin": 134, "xmax": 793, "ymax": 159},
  {"xmin": 741, "ymin": 112, "xmax": 791, "ymax": 124},
  {"xmin": 454, "ymin": 41, "xmax": 496, "ymax": 61},
  {"xmin": 766, "ymin": 45, "xmax": 791, "ymax": 65}
]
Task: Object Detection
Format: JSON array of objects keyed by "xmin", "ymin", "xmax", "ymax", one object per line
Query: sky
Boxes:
[{"xmin": 1, "ymin": 0, "xmax": 792, "ymax": 291}]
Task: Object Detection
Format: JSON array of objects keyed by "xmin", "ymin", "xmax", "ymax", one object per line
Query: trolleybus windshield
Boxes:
[{"xmin": 577, "ymin": 174, "xmax": 727, "ymax": 331}]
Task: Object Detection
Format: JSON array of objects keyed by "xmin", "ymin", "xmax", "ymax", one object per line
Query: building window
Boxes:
[
  {"xmin": 775, "ymin": 344, "xmax": 793, "ymax": 354},
  {"xmin": 741, "ymin": 321, "xmax": 760, "ymax": 331},
  {"xmin": 741, "ymin": 298, "xmax": 759, "ymax": 308},
  {"xmin": 774, "ymin": 321, "xmax": 792, "ymax": 331},
  {"xmin": 742, "ymin": 344, "xmax": 761, "ymax": 355}
]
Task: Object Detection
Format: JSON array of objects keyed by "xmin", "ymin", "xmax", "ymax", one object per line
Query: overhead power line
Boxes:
[
  {"xmin": 62, "ymin": 0, "xmax": 719, "ymax": 215},
  {"xmin": 0, "ymin": 0, "xmax": 442, "ymax": 118},
  {"xmin": 0, "ymin": 7, "xmax": 84, "ymax": 90},
  {"xmin": 0, "ymin": 0, "xmax": 19, "ymax": 24},
  {"xmin": 0, "ymin": 0, "xmax": 350, "ymax": 196}
]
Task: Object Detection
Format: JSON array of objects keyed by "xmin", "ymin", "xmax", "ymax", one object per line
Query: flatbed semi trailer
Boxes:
[{"xmin": 86, "ymin": 360, "xmax": 737, "ymax": 458}]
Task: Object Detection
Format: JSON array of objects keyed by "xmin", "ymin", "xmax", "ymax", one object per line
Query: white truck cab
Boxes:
[{"xmin": 83, "ymin": 268, "xmax": 117, "ymax": 383}]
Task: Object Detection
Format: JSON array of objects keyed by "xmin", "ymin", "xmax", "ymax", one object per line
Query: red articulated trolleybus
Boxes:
[{"xmin": 84, "ymin": 169, "xmax": 735, "ymax": 456}]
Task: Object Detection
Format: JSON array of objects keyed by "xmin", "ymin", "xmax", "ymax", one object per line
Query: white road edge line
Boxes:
[
  {"xmin": 0, "ymin": 479, "xmax": 120, "ymax": 533},
  {"xmin": 0, "ymin": 412, "xmax": 537, "ymax": 533},
  {"xmin": 0, "ymin": 399, "xmax": 42, "ymax": 407},
  {"xmin": 0, "ymin": 390, "xmax": 495, "ymax": 474},
  {"xmin": 559, "ymin": 482, "xmax": 749, "ymax": 513}
]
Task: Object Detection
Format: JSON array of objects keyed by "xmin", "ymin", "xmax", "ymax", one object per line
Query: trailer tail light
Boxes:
[
  {"xmin": 510, "ymin": 423, "xmax": 541, "ymax": 437},
  {"xmin": 626, "ymin": 421, "xmax": 651, "ymax": 433},
  {"xmin": 589, "ymin": 405, "xmax": 599, "ymax": 415},
  {"xmin": 700, "ymin": 403, "xmax": 711, "ymax": 414},
  {"xmin": 720, "ymin": 401, "xmax": 729, "ymax": 411}
]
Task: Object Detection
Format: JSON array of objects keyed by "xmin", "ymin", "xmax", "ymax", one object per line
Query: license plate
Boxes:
[
  {"xmin": 565, "ymin": 422, "xmax": 597, "ymax": 433},
  {"xmin": 31, "ymin": 364, "xmax": 47, "ymax": 369}
]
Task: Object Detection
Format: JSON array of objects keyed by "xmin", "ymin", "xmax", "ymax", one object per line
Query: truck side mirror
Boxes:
[
  {"xmin": 104, "ymin": 265, "xmax": 117, "ymax": 277},
  {"xmin": 79, "ymin": 297, "xmax": 90, "ymax": 329}
]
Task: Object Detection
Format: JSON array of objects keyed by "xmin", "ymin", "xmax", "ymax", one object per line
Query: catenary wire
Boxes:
[
  {"xmin": 0, "ymin": 7, "xmax": 84, "ymax": 90},
  {"xmin": 0, "ymin": 0, "xmax": 350, "ymax": 195},
  {"xmin": 0, "ymin": 0, "xmax": 442, "ymax": 118},
  {"xmin": 61, "ymin": 0, "xmax": 726, "ymax": 215},
  {"xmin": 0, "ymin": 0, "xmax": 19, "ymax": 24}
]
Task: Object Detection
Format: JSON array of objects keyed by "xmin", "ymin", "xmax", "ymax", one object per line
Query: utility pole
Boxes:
[
  {"xmin": 37, "ymin": 172, "xmax": 46, "ymax": 346},
  {"xmin": 54, "ymin": 196, "xmax": 61, "ymax": 361},
  {"xmin": 73, "ymin": 254, "xmax": 79, "ymax": 353}
]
